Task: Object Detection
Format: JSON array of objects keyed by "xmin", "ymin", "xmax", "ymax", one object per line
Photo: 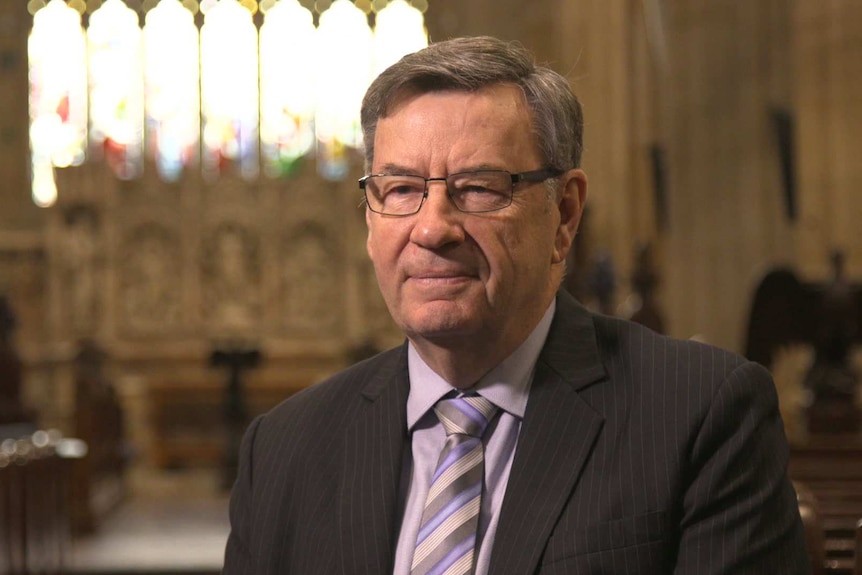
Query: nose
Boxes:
[{"xmin": 409, "ymin": 180, "xmax": 466, "ymax": 249}]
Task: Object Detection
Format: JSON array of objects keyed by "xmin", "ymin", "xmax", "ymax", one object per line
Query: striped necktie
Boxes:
[{"xmin": 411, "ymin": 394, "xmax": 498, "ymax": 575}]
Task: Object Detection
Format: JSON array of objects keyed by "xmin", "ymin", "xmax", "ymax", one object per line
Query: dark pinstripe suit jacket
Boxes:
[{"xmin": 223, "ymin": 291, "xmax": 810, "ymax": 574}]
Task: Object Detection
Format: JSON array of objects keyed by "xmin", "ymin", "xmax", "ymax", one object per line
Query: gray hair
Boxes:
[{"xmin": 360, "ymin": 36, "xmax": 584, "ymax": 174}]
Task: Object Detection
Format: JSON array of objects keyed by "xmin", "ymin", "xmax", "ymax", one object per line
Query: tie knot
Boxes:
[{"xmin": 434, "ymin": 395, "xmax": 498, "ymax": 438}]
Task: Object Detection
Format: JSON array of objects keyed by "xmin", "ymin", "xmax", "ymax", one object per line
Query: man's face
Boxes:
[{"xmin": 366, "ymin": 84, "xmax": 584, "ymax": 352}]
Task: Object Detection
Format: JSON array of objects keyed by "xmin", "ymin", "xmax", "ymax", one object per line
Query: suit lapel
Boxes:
[
  {"xmin": 488, "ymin": 292, "xmax": 607, "ymax": 574},
  {"xmin": 337, "ymin": 345, "xmax": 410, "ymax": 575}
]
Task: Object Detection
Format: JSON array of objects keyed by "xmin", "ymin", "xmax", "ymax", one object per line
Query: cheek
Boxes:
[
  {"xmin": 367, "ymin": 222, "xmax": 407, "ymax": 271},
  {"xmin": 493, "ymin": 220, "xmax": 555, "ymax": 275},
  {"xmin": 367, "ymin": 236, "xmax": 390, "ymax": 276},
  {"xmin": 365, "ymin": 211, "xmax": 374, "ymax": 260},
  {"xmin": 473, "ymin": 228, "xmax": 523, "ymax": 293}
]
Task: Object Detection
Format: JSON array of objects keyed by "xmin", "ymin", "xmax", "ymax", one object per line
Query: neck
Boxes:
[
  {"xmin": 408, "ymin": 296, "xmax": 556, "ymax": 389},
  {"xmin": 408, "ymin": 339, "xmax": 508, "ymax": 389}
]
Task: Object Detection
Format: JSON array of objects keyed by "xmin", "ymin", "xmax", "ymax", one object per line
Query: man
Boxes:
[{"xmin": 223, "ymin": 36, "xmax": 809, "ymax": 574}]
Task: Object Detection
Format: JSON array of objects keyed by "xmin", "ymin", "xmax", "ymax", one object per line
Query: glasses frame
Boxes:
[{"xmin": 358, "ymin": 167, "xmax": 564, "ymax": 216}]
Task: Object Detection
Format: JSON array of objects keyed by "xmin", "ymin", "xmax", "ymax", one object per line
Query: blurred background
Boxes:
[{"xmin": 0, "ymin": 0, "xmax": 860, "ymax": 573}]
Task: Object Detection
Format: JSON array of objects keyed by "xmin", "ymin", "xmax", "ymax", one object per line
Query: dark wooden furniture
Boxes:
[
  {"xmin": 0, "ymin": 432, "xmax": 71, "ymax": 575},
  {"xmin": 790, "ymin": 437, "xmax": 862, "ymax": 574},
  {"xmin": 69, "ymin": 341, "xmax": 128, "ymax": 534},
  {"xmin": 796, "ymin": 480, "xmax": 826, "ymax": 575},
  {"xmin": 856, "ymin": 519, "xmax": 862, "ymax": 575},
  {"xmin": 148, "ymin": 380, "xmax": 302, "ymax": 469}
]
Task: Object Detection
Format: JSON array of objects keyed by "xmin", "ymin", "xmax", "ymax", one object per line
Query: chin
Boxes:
[{"xmin": 398, "ymin": 303, "xmax": 484, "ymax": 342}]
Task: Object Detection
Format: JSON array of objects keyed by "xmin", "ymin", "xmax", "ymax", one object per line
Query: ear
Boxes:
[{"xmin": 552, "ymin": 169, "xmax": 587, "ymax": 264}]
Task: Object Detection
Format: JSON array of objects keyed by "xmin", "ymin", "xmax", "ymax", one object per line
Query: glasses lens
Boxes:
[
  {"xmin": 365, "ymin": 175, "xmax": 426, "ymax": 215},
  {"xmin": 448, "ymin": 171, "xmax": 513, "ymax": 213}
]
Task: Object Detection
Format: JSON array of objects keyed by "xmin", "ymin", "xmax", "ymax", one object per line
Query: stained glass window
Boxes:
[
  {"xmin": 87, "ymin": 0, "xmax": 145, "ymax": 180},
  {"xmin": 260, "ymin": 0, "xmax": 317, "ymax": 177},
  {"xmin": 373, "ymin": 0, "xmax": 427, "ymax": 75},
  {"xmin": 200, "ymin": 0, "xmax": 259, "ymax": 180},
  {"xmin": 28, "ymin": 0, "xmax": 430, "ymax": 204},
  {"xmin": 315, "ymin": 0, "xmax": 373, "ymax": 180},
  {"xmin": 28, "ymin": 0, "xmax": 88, "ymax": 207},
  {"xmin": 143, "ymin": 0, "xmax": 200, "ymax": 182}
]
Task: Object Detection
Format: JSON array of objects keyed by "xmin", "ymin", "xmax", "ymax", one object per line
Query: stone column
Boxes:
[{"xmin": 0, "ymin": 0, "xmax": 43, "ymax": 231}]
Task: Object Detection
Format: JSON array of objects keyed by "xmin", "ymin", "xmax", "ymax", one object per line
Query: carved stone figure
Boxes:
[
  {"xmin": 282, "ymin": 226, "xmax": 340, "ymax": 334},
  {"xmin": 804, "ymin": 252, "xmax": 859, "ymax": 414},
  {"xmin": 119, "ymin": 224, "xmax": 182, "ymax": 332},
  {"xmin": 745, "ymin": 250, "xmax": 862, "ymax": 434},
  {"xmin": 203, "ymin": 224, "xmax": 260, "ymax": 330},
  {"xmin": 61, "ymin": 206, "xmax": 102, "ymax": 334}
]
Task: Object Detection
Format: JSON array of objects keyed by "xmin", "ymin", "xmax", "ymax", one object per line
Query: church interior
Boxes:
[{"xmin": 1, "ymin": 0, "xmax": 861, "ymax": 573}]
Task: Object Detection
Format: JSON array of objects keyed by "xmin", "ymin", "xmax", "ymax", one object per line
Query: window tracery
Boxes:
[{"xmin": 28, "ymin": 0, "xmax": 428, "ymax": 205}]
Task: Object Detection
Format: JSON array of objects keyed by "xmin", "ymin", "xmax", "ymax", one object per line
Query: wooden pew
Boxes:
[
  {"xmin": 0, "ymin": 431, "xmax": 72, "ymax": 575},
  {"xmin": 855, "ymin": 518, "xmax": 862, "ymax": 575},
  {"xmin": 796, "ymin": 481, "xmax": 826, "ymax": 575},
  {"xmin": 0, "ymin": 439, "xmax": 26, "ymax": 575},
  {"xmin": 790, "ymin": 441, "xmax": 862, "ymax": 574}
]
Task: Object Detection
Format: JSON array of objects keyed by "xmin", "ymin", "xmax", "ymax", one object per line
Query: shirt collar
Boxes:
[{"xmin": 406, "ymin": 300, "xmax": 556, "ymax": 430}]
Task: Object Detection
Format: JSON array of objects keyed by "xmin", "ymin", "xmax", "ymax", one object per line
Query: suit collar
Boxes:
[
  {"xmin": 360, "ymin": 342, "xmax": 410, "ymax": 401},
  {"xmin": 540, "ymin": 290, "xmax": 608, "ymax": 391},
  {"xmin": 339, "ymin": 292, "xmax": 609, "ymax": 574},
  {"xmin": 339, "ymin": 344, "xmax": 410, "ymax": 574},
  {"xmin": 489, "ymin": 290, "xmax": 608, "ymax": 574}
]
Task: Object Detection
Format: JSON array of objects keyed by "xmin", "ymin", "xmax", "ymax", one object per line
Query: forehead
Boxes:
[{"xmin": 373, "ymin": 84, "xmax": 542, "ymax": 172}]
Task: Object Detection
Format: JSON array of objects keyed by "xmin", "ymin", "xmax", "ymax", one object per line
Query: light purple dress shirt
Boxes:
[{"xmin": 392, "ymin": 301, "xmax": 556, "ymax": 575}]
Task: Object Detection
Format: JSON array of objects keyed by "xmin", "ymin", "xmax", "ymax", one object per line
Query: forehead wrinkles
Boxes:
[
  {"xmin": 374, "ymin": 87, "xmax": 538, "ymax": 174},
  {"xmin": 374, "ymin": 100, "xmax": 463, "ymax": 171},
  {"xmin": 373, "ymin": 120, "xmax": 453, "ymax": 174}
]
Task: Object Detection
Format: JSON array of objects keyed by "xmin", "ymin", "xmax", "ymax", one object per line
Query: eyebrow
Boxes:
[
  {"xmin": 460, "ymin": 163, "xmax": 508, "ymax": 173},
  {"xmin": 375, "ymin": 164, "xmax": 419, "ymax": 176},
  {"xmin": 374, "ymin": 163, "xmax": 509, "ymax": 176}
]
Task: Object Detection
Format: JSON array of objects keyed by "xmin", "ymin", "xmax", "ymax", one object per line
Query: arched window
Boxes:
[
  {"xmin": 259, "ymin": 0, "xmax": 316, "ymax": 177},
  {"xmin": 200, "ymin": 0, "xmax": 259, "ymax": 180},
  {"xmin": 88, "ymin": 0, "xmax": 144, "ymax": 180},
  {"xmin": 144, "ymin": 0, "xmax": 200, "ymax": 182},
  {"xmin": 28, "ymin": 0, "xmax": 88, "ymax": 207},
  {"xmin": 28, "ymin": 0, "xmax": 429, "ymax": 205}
]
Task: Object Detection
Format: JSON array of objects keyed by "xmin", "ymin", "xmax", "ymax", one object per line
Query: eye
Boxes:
[
  {"xmin": 387, "ymin": 183, "xmax": 423, "ymax": 196},
  {"xmin": 451, "ymin": 173, "xmax": 507, "ymax": 196},
  {"xmin": 460, "ymin": 183, "xmax": 493, "ymax": 194},
  {"xmin": 371, "ymin": 176, "xmax": 424, "ymax": 197},
  {"xmin": 448, "ymin": 171, "xmax": 513, "ymax": 212}
]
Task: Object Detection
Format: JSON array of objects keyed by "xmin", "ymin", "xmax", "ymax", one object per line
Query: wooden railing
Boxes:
[
  {"xmin": 791, "ymin": 441, "xmax": 862, "ymax": 574},
  {"xmin": 0, "ymin": 431, "xmax": 76, "ymax": 575}
]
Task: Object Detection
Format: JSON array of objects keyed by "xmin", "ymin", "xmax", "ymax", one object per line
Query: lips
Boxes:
[
  {"xmin": 409, "ymin": 270, "xmax": 475, "ymax": 279},
  {"xmin": 403, "ymin": 252, "xmax": 480, "ymax": 283}
]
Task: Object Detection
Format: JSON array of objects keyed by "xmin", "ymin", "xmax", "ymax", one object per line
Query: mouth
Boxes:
[
  {"xmin": 407, "ymin": 271, "xmax": 476, "ymax": 287},
  {"xmin": 409, "ymin": 268, "xmax": 476, "ymax": 280},
  {"xmin": 411, "ymin": 275, "xmax": 471, "ymax": 284}
]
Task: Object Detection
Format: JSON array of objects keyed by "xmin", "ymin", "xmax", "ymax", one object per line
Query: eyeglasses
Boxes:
[{"xmin": 359, "ymin": 168, "xmax": 563, "ymax": 216}]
